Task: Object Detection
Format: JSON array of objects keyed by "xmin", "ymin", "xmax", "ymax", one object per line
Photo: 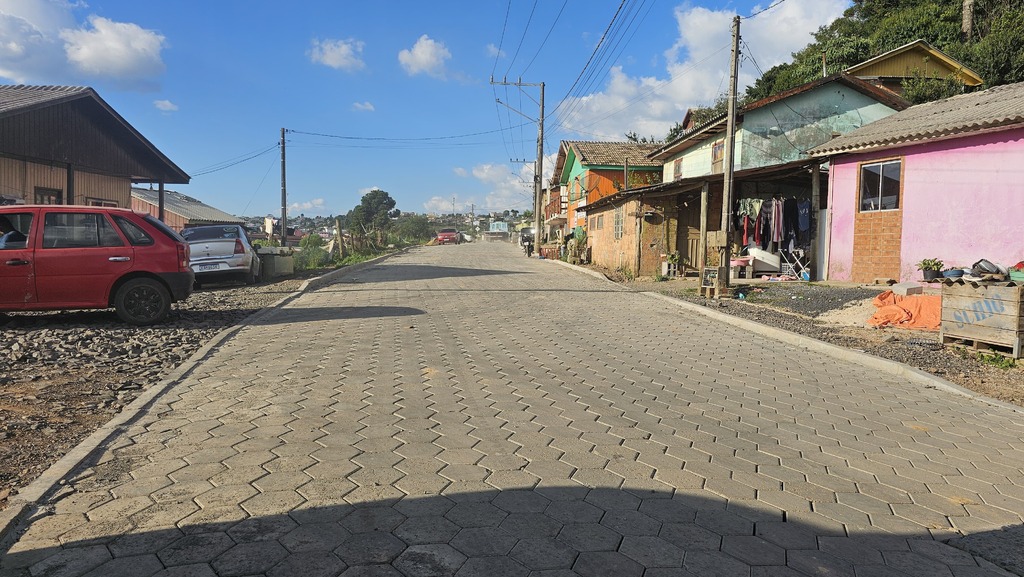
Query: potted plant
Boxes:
[
  {"xmin": 662, "ymin": 252, "xmax": 680, "ymax": 277},
  {"xmin": 916, "ymin": 258, "xmax": 944, "ymax": 281}
]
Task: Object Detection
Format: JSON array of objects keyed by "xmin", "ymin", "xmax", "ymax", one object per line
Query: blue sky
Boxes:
[{"xmin": 1, "ymin": 0, "xmax": 849, "ymax": 217}]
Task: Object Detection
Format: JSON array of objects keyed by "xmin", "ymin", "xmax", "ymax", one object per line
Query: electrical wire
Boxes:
[
  {"xmin": 520, "ymin": 0, "xmax": 569, "ymax": 76},
  {"xmin": 190, "ymin": 144, "xmax": 278, "ymax": 177},
  {"xmin": 503, "ymin": 0, "xmax": 540, "ymax": 78},
  {"xmin": 742, "ymin": 0, "xmax": 792, "ymax": 20}
]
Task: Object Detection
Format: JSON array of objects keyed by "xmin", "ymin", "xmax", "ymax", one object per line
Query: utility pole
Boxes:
[
  {"xmin": 716, "ymin": 15, "xmax": 740, "ymax": 296},
  {"xmin": 492, "ymin": 78, "xmax": 544, "ymax": 249},
  {"xmin": 280, "ymin": 127, "xmax": 288, "ymax": 247}
]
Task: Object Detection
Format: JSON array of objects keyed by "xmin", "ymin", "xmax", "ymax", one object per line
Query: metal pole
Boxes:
[
  {"xmin": 717, "ymin": 15, "xmax": 740, "ymax": 295},
  {"xmin": 535, "ymin": 82, "xmax": 545, "ymax": 248},
  {"xmin": 280, "ymin": 128, "xmax": 287, "ymax": 247}
]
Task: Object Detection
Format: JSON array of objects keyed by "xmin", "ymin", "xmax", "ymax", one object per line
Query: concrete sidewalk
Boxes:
[{"xmin": 3, "ymin": 242, "xmax": 1023, "ymax": 576}]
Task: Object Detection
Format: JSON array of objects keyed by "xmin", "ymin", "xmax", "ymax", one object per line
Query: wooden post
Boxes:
[
  {"xmin": 698, "ymin": 181, "xmax": 709, "ymax": 274},
  {"xmin": 809, "ymin": 163, "xmax": 820, "ymax": 280}
]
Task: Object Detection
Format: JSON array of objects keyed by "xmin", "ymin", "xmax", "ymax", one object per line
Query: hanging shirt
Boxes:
[{"xmin": 797, "ymin": 199, "xmax": 811, "ymax": 232}]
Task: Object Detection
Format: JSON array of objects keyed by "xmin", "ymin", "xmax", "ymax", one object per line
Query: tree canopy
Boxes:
[{"xmin": 744, "ymin": 0, "xmax": 1024, "ymax": 102}]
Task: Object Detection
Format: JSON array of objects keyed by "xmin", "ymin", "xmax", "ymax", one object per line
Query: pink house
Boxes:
[{"xmin": 809, "ymin": 82, "xmax": 1024, "ymax": 283}]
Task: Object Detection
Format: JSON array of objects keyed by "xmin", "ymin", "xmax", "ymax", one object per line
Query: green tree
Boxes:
[
  {"xmin": 393, "ymin": 214, "xmax": 434, "ymax": 243},
  {"xmin": 348, "ymin": 188, "xmax": 400, "ymax": 246},
  {"xmin": 299, "ymin": 232, "xmax": 325, "ymax": 248},
  {"xmin": 901, "ymin": 69, "xmax": 966, "ymax": 103}
]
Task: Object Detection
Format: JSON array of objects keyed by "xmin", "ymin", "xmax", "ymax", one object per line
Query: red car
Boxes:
[
  {"xmin": 0, "ymin": 205, "xmax": 194, "ymax": 325},
  {"xmin": 436, "ymin": 228, "xmax": 461, "ymax": 245}
]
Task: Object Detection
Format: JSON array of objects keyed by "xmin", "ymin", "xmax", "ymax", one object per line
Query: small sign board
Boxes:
[{"xmin": 701, "ymin": 267, "xmax": 718, "ymax": 288}]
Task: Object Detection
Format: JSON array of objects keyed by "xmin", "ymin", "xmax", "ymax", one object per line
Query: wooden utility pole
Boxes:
[
  {"xmin": 280, "ymin": 127, "xmax": 288, "ymax": 247},
  {"xmin": 491, "ymin": 78, "xmax": 544, "ymax": 248},
  {"xmin": 535, "ymin": 82, "xmax": 545, "ymax": 246},
  {"xmin": 715, "ymin": 15, "xmax": 741, "ymax": 296}
]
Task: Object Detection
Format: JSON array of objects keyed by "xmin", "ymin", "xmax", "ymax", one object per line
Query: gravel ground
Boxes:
[{"xmin": 1, "ymin": 264, "xmax": 1022, "ymax": 512}]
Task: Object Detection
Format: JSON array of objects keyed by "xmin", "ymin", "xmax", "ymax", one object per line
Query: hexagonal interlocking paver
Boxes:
[
  {"xmin": 333, "ymin": 532, "xmax": 407, "ymax": 565},
  {"xmin": 393, "ymin": 544, "xmax": 466, "ymax": 577},
  {"xmin": 9, "ymin": 243, "xmax": 1024, "ymax": 577}
]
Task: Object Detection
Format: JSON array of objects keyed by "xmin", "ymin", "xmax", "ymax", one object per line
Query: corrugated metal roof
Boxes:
[
  {"xmin": 132, "ymin": 187, "xmax": 242, "ymax": 224},
  {"xmin": 0, "ymin": 85, "xmax": 92, "ymax": 116},
  {"xmin": 567, "ymin": 141, "xmax": 662, "ymax": 167},
  {"xmin": 649, "ymin": 74, "xmax": 910, "ymax": 161},
  {"xmin": 808, "ymin": 81, "xmax": 1024, "ymax": 156}
]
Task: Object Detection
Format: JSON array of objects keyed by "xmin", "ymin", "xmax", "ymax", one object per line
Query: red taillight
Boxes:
[
  {"xmin": 178, "ymin": 244, "xmax": 189, "ymax": 271},
  {"xmin": 234, "ymin": 239, "xmax": 245, "ymax": 255}
]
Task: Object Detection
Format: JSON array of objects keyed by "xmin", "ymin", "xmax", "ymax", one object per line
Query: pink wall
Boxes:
[{"xmin": 828, "ymin": 128, "xmax": 1024, "ymax": 281}]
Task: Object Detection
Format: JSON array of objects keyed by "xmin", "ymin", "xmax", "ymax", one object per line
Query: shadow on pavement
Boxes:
[
  {"xmin": 331, "ymin": 264, "xmax": 522, "ymax": 284},
  {"xmin": 248, "ymin": 306, "xmax": 427, "ymax": 324},
  {"xmin": 3, "ymin": 484, "xmax": 1020, "ymax": 576}
]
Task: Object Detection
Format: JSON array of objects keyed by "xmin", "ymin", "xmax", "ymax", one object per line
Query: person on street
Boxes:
[{"xmin": 0, "ymin": 215, "xmax": 27, "ymax": 248}]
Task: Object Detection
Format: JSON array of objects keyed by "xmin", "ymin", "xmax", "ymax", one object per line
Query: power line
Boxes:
[
  {"xmin": 743, "ymin": 0, "xmax": 791, "ymax": 20},
  {"xmin": 288, "ymin": 125, "xmax": 529, "ymax": 142},
  {"xmin": 190, "ymin": 144, "xmax": 278, "ymax": 176},
  {"xmin": 503, "ymin": 0, "xmax": 540, "ymax": 78},
  {"xmin": 520, "ymin": 0, "xmax": 569, "ymax": 76}
]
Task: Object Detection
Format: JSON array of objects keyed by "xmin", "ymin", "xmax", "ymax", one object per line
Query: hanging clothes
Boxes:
[
  {"xmin": 772, "ymin": 197, "xmax": 784, "ymax": 243},
  {"xmin": 783, "ymin": 198, "xmax": 799, "ymax": 240},
  {"xmin": 758, "ymin": 199, "xmax": 773, "ymax": 250},
  {"xmin": 797, "ymin": 198, "xmax": 811, "ymax": 245}
]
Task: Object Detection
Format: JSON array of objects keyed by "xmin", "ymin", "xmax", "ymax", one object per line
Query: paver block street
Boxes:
[{"xmin": 2, "ymin": 242, "xmax": 1023, "ymax": 576}]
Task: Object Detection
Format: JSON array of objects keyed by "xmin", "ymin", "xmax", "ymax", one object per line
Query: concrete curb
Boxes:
[
  {"xmin": 0, "ymin": 250, "xmax": 404, "ymax": 545},
  {"xmin": 546, "ymin": 258, "xmax": 1024, "ymax": 417}
]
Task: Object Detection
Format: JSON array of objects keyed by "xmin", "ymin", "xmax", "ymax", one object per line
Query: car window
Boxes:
[
  {"xmin": 182, "ymin": 226, "xmax": 240, "ymax": 241},
  {"xmin": 42, "ymin": 212, "xmax": 124, "ymax": 248},
  {"xmin": 143, "ymin": 215, "xmax": 187, "ymax": 242},
  {"xmin": 0, "ymin": 212, "xmax": 32, "ymax": 249},
  {"xmin": 114, "ymin": 216, "xmax": 155, "ymax": 246}
]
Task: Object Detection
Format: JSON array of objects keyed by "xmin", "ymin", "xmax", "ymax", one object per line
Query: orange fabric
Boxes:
[{"xmin": 867, "ymin": 290, "xmax": 942, "ymax": 330}]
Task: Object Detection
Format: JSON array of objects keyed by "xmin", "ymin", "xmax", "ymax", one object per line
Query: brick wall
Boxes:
[
  {"xmin": 851, "ymin": 210, "xmax": 902, "ymax": 282},
  {"xmin": 588, "ymin": 198, "xmax": 640, "ymax": 274}
]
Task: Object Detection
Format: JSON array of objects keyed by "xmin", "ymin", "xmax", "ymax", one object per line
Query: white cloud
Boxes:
[
  {"xmin": 309, "ymin": 38, "xmax": 365, "ymax": 71},
  {"xmin": 398, "ymin": 34, "xmax": 451, "ymax": 78},
  {"xmin": 556, "ymin": 0, "xmax": 847, "ymax": 141},
  {"xmin": 290, "ymin": 198, "xmax": 326, "ymax": 211},
  {"xmin": 0, "ymin": 0, "xmax": 164, "ymax": 87},
  {"xmin": 154, "ymin": 99, "xmax": 177, "ymax": 112},
  {"xmin": 0, "ymin": 0, "xmax": 74, "ymax": 82},
  {"xmin": 453, "ymin": 167, "xmax": 468, "ymax": 177},
  {"xmin": 352, "ymin": 101, "xmax": 375, "ymax": 112},
  {"xmin": 60, "ymin": 15, "xmax": 166, "ymax": 83},
  {"xmin": 486, "ymin": 43, "xmax": 505, "ymax": 58}
]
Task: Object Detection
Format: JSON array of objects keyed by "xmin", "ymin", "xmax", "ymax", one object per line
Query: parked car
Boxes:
[
  {"xmin": 436, "ymin": 228, "xmax": 460, "ymax": 245},
  {"xmin": 181, "ymin": 224, "xmax": 261, "ymax": 286},
  {"xmin": 0, "ymin": 205, "xmax": 194, "ymax": 325}
]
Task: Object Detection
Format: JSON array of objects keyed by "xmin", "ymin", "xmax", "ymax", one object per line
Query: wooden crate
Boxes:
[{"xmin": 939, "ymin": 281, "xmax": 1024, "ymax": 358}]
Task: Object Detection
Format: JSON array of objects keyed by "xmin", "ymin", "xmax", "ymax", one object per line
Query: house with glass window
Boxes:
[
  {"xmin": 548, "ymin": 141, "xmax": 662, "ymax": 244},
  {"xmin": 808, "ymin": 81, "xmax": 1024, "ymax": 283},
  {"xmin": 584, "ymin": 73, "xmax": 908, "ymax": 279}
]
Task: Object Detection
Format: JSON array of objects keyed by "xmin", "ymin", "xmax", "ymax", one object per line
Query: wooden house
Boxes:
[{"xmin": 0, "ymin": 85, "xmax": 189, "ymax": 210}]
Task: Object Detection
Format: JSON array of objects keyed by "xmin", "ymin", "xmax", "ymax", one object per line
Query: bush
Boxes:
[{"xmin": 293, "ymin": 246, "xmax": 330, "ymax": 271}]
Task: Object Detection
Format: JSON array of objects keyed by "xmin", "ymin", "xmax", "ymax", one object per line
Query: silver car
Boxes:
[{"xmin": 182, "ymin": 224, "xmax": 261, "ymax": 286}]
